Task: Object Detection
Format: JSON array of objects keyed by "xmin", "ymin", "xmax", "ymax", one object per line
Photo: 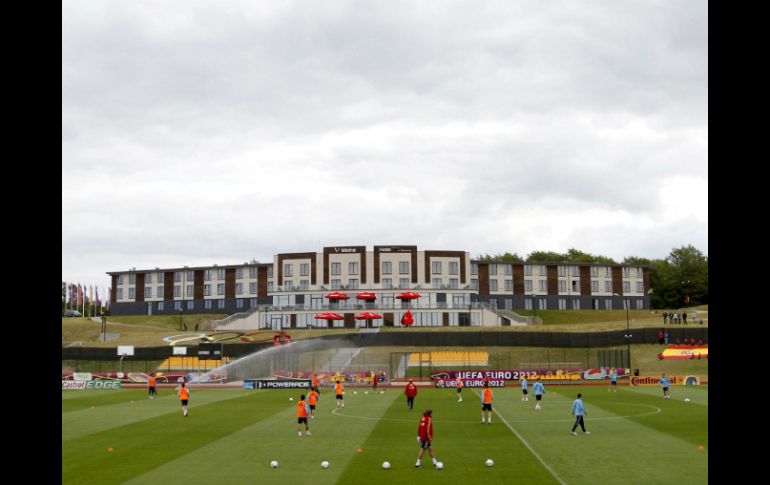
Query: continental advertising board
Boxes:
[{"xmin": 630, "ymin": 375, "xmax": 702, "ymax": 386}]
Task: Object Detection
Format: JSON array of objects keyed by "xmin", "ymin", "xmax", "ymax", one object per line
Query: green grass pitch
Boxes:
[{"xmin": 62, "ymin": 385, "xmax": 707, "ymax": 484}]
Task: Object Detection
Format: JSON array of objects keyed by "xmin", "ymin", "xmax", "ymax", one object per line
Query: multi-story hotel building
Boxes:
[{"xmin": 108, "ymin": 245, "xmax": 650, "ymax": 329}]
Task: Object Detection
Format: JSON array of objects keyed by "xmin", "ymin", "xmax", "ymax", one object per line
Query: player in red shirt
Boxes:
[
  {"xmin": 372, "ymin": 372, "xmax": 378, "ymax": 391},
  {"xmin": 416, "ymin": 409, "xmax": 439, "ymax": 468},
  {"xmin": 405, "ymin": 378, "xmax": 418, "ymax": 410}
]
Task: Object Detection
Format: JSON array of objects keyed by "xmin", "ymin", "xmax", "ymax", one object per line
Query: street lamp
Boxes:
[{"xmin": 614, "ymin": 293, "xmax": 631, "ymax": 370}]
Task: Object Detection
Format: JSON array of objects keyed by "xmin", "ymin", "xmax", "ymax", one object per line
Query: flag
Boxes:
[
  {"xmin": 77, "ymin": 284, "xmax": 83, "ymax": 307},
  {"xmin": 106, "ymin": 287, "xmax": 111, "ymax": 308},
  {"xmin": 95, "ymin": 287, "xmax": 101, "ymax": 308}
]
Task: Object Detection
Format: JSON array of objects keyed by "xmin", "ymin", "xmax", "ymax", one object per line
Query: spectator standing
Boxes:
[
  {"xmin": 664, "ymin": 330, "xmax": 670, "ymax": 345},
  {"xmin": 663, "ymin": 312, "xmax": 669, "ymax": 324},
  {"xmin": 682, "ymin": 312, "xmax": 688, "ymax": 324},
  {"xmin": 658, "ymin": 330, "xmax": 664, "ymax": 345}
]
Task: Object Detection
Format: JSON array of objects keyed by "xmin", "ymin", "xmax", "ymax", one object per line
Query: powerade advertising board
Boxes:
[{"xmin": 245, "ymin": 379, "xmax": 311, "ymax": 389}]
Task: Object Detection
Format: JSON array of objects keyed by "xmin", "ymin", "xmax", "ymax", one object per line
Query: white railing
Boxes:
[{"xmin": 202, "ymin": 306, "xmax": 260, "ymax": 331}]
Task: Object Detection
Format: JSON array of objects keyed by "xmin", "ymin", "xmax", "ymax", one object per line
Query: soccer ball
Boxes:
[
  {"xmin": 435, "ymin": 461, "xmax": 444, "ymax": 470},
  {"xmin": 270, "ymin": 460, "xmax": 278, "ymax": 468},
  {"xmin": 321, "ymin": 461, "xmax": 329, "ymax": 469},
  {"xmin": 382, "ymin": 461, "xmax": 391, "ymax": 469},
  {"xmin": 380, "ymin": 391, "xmax": 384, "ymax": 395},
  {"xmin": 684, "ymin": 398, "xmax": 691, "ymax": 402},
  {"xmin": 485, "ymin": 459, "xmax": 494, "ymax": 467},
  {"xmin": 354, "ymin": 391, "xmax": 357, "ymax": 395},
  {"xmin": 289, "ymin": 397, "xmax": 293, "ymax": 401},
  {"xmin": 365, "ymin": 391, "xmax": 368, "ymax": 394}
]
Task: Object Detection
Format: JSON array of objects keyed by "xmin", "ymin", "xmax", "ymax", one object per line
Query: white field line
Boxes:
[{"xmin": 473, "ymin": 389, "xmax": 567, "ymax": 485}]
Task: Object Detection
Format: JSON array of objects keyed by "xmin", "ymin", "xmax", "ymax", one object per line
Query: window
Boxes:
[
  {"xmin": 284, "ymin": 280, "xmax": 292, "ymax": 290},
  {"xmin": 572, "ymin": 266, "xmax": 580, "ymax": 276},
  {"xmin": 636, "ymin": 299, "xmax": 644, "ymax": 309},
  {"xmin": 636, "ymin": 268, "xmax": 642, "ymax": 278},
  {"xmin": 558, "ymin": 280, "xmax": 566, "ymax": 292},
  {"xmin": 503, "ymin": 265, "xmax": 512, "ymax": 276},
  {"xmin": 539, "ymin": 265, "xmax": 546, "ymax": 276},
  {"xmin": 174, "ymin": 301, "xmax": 181, "ymax": 310},
  {"xmin": 145, "ymin": 287, "xmax": 152, "ymax": 298},
  {"xmin": 146, "ymin": 274, "xmax": 153, "ymax": 284},
  {"xmin": 186, "ymin": 300, "xmax": 193, "ymax": 310},
  {"xmin": 174, "ymin": 286, "xmax": 181, "ymax": 298},
  {"xmin": 605, "ymin": 299, "xmax": 613, "ymax": 310},
  {"xmin": 449, "ymin": 278, "xmax": 459, "ymax": 289},
  {"xmin": 505, "ymin": 279, "xmax": 513, "ymax": 291},
  {"xmin": 399, "ymin": 262, "xmax": 409, "ymax": 274},
  {"xmin": 382, "ymin": 278, "xmax": 393, "ymax": 289},
  {"xmin": 591, "ymin": 280, "xmax": 599, "ymax": 292},
  {"xmin": 129, "ymin": 274, "xmax": 136, "ymax": 284},
  {"xmin": 488, "ymin": 264, "xmax": 497, "ymax": 276},
  {"xmin": 572, "ymin": 298, "xmax": 581, "ymax": 310},
  {"xmin": 158, "ymin": 272, "xmax": 164, "ymax": 283},
  {"xmin": 250, "ymin": 298, "xmax": 257, "ymax": 308},
  {"xmin": 236, "ymin": 283, "xmax": 243, "ymax": 295},
  {"xmin": 175, "ymin": 272, "xmax": 182, "ymax": 282},
  {"xmin": 432, "ymin": 261, "xmax": 442, "ymax": 274},
  {"xmin": 604, "ymin": 281, "xmax": 612, "ymax": 292},
  {"xmin": 433, "ymin": 278, "xmax": 442, "ymax": 288},
  {"xmin": 250, "ymin": 282, "xmax": 257, "ymax": 294},
  {"xmin": 348, "ymin": 279, "xmax": 359, "ymax": 289},
  {"xmin": 525, "ymin": 299, "xmax": 533, "ymax": 310},
  {"xmin": 217, "ymin": 284, "xmax": 224, "ymax": 295},
  {"xmin": 237, "ymin": 299, "xmax": 244, "ymax": 309},
  {"xmin": 524, "ymin": 280, "xmax": 533, "ymax": 292},
  {"xmin": 204, "ymin": 270, "xmax": 212, "ymax": 281},
  {"xmin": 217, "ymin": 269, "xmax": 225, "ymax": 280},
  {"xmin": 538, "ymin": 280, "xmax": 547, "ymax": 292},
  {"xmin": 489, "ymin": 280, "xmax": 498, "ymax": 291},
  {"xmin": 572, "ymin": 281, "xmax": 579, "ymax": 292},
  {"xmin": 217, "ymin": 300, "xmax": 225, "ymax": 309},
  {"xmin": 117, "ymin": 288, "xmax": 124, "ymax": 300},
  {"xmin": 471, "ymin": 263, "xmax": 478, "ymax": 275},
  {"xmin": 128, "ymin": 288, "xmax": 135, "ymax": 299},
  {"xmin": 204, "ymin": 284, "xmax": 211, "ymax": 296},
  {"xmin": 558, "ymin": 266, "xmax": 566, "ymax": 277},
  {"xmin": 205, "ymin": 300, "xmax": 212, "ymax": 309},
  {"xmin": 331, "ymin": 279, "xmax": 341, "ymax": 289},
  {"xmin": 300, "ymin": 263, "xmax": 309, "ymax": 276},
  {"xmin": 399, "ymin": 278, "xmax": 410, "ymax": 288},
  {"xmin": 559, "ymin": 298, "xmax": 566, "ymax": 310},
  {"xmin": 623, "ymin": 282, "xmax": 630, "ymax": 293},
  {"xmin": 470, "ymin": 279, "xmax": 478, "ymax": 290},
  {"xmin": 267, "ymin": 266, "xmax": 273, "ymax": 278},
  {"xmin": 299, "ymin": 279, "xmax": 309, "ymax": 290},
  {"xmin": 249, "ymin": 267, "xmax": 257, "ymax": 279},
  {"xmin": 284, "ymin": 264, "xmax": 293, "ymax": 277},
  {"xmin": 349, "ymin": 262, "xmax": 358, "ymax": 275},
  {"xmin": 187, "ymin": 271, "xmax": 194, "ymax": 281},
  {"xmin": 524, "ymin": 265, "xmax": 532, "ymax": 276},
  {"xmin": 636, "ymin": 282, "xmax": 643, "ymax": 293},
  {"xmin": 158, "ymin": 301, "xmax": 164, "ymax": 311},
  {"xmin": 236, "ymin": 268, "xmax": 243, "ymax": 279},
  {"xmin": 590, "ymin": 267, "xmax": 598, "ymax": 277},
  {"xmin": 267, "ymin": 282, "xmax": 274, "ymax": 292},
  {"xmin": 382, "ymin": 261, "xmax": 392, "ymax": 274},
  {"xmin": 449, "ymin": 262, "xmax": 459, "ymax": 275},
  {"xmin": 331, "ymin": 263, "xmax": 341, "ymax": 275},
  {"xmin": 118, "ymin": 275, "xmax": 125, "ymax": 285},
  {"xmin": 604, "ymin": 267, "xmax": 612, "ymax": 277},
  {"xmin": 622, "ymin": 267, "xmax": 630, "ymax": 277},
  {"xmin": 186, "ymin": 285, "xmax": 193, "ymax": 298}
]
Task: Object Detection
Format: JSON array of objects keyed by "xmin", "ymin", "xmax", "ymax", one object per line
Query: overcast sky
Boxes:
[{"xmin": 62, "ymin": 0, "xmax": 708, "ymax": 291}]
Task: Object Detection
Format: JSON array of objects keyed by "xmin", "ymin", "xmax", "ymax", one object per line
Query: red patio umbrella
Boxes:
[
  {"xmin": 355, "ymin": 292, "xmax": 377, "ymax": 300},
  {"xmin": 401, "ymin": 310, "xmax": 414, "ymax": 326},
  {"xmin": 314, "ymin": 312, "xmax": 344, "ymax": 320},
  {"xmin": 325, "ymin": 292, "xmax": 350, "ymax": 300},
  {"xmin": 395, "ymin": 291, "xmax": 421, "ymax": 300},
  {"xmin": 354, "ymin": 311, "xmax": 382, "ymax": 329}
]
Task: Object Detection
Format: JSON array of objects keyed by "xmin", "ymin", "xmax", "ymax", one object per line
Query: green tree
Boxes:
[{"xmin": 526, "ymin": 251, "xmax": 565, "ymax": 262}]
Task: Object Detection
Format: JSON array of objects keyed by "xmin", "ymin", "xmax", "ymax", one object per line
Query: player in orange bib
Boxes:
[
  {"xmin": 481, "ymin": 383, "xmax": 493, "ymax": 424},
  {"xmin": 176, "ymin": 382, "xmax": 190, "ymax": 417},
  {"xmin": 308, "ymin": 389, "xmax": 319, "ymax": 419},
  {"xmin": 312, "ymin": 374, "xmax": 320, "ymax": 393},
  {"xmin": 297, "ymin": 394, "xmax": 311, "ymax": 436},
  {"xmin": 148, "ymin": 373, "xmax": 157, "ymax": 400},
  {"xmin": 335, "ymin": 381, "xmax": 345, "ymax": 408},
  {"xmin": 456, "ymin": 378, "xmax": 463, "ymax": 402}
]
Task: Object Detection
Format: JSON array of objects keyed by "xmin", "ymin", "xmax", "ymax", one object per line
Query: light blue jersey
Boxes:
[
  {"xmin": 533, "ymin": 381, "xmax": 544, "ymax": 395},
  {"xmin": 660, "ymin": 377, "xmax": 670, "ymax": 388},
  {"xmin": 521, "ymin": 378, "xmax": 528, "ymax": 391},
  {"xmin": 610, "ymin": 372, "xmax": 618, "ymax": 382},
  {"xmin": 572, "ymin": 398, "xmax": 585, "ymax": 416}
]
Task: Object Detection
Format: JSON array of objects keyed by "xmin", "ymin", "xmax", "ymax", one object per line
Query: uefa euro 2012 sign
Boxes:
[{"xmin": 62, "ymin": 380, "xmax": 122, "ymax": 390}]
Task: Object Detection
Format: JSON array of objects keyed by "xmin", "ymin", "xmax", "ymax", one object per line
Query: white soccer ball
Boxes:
[
  {"xmin": 380, "ymin": 391, "xmax": 384, "ymax": 395},
  {"xmin": 321, "ymin": 461, "xmax": 329, "ymax": 469},
  {"xmin": 382, "ymin": 461, "xmax": 391, "ymax": 469},
  {"xmin": 354, "ymin": 391, "xmax": 357, "ymax": 395},
  {"xmin": 485, "ymin": 459, "xmax": 494, "ymax": 467},
  {"xmin": 289, "ymin": 397, "xmax": 293, "ymax": 401},
  {"xmin": 270, "ymin": 460, "xmax": 278, "ymax": 468},
  {"xmin": 684, "ymin": 398, "xmax": 691, "ymax": 402},
  {"xmin": 365, "ymin": 391, "xmax": 368, "ymax": 394},
  {"xmin": 435, "ymin": 461, "xmax": 444, "ymax": 470}
]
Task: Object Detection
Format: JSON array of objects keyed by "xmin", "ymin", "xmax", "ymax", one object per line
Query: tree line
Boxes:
[{"xmin": 475, "ymin": 245, "xmax": 708, "ymax": 309}]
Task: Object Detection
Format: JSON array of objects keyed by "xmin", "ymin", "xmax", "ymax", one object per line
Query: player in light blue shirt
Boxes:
[
  {"xmin": 532, "ymin": 379, "xmax": 545, "ymax": 411},
  {"xmin": 570, "ymin": 393, "xmax": 590, "ymax": 435},
  {"xmin": 609, "ymin": 370, "xmax": 618, "ymax": 393},
  {"xmin": 660, "ymin": 373, "xmax": 671, "ymax": 399},
  {"xmin": 520, "ymin": 377, "xmax": 529, "ymax": 402}
]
